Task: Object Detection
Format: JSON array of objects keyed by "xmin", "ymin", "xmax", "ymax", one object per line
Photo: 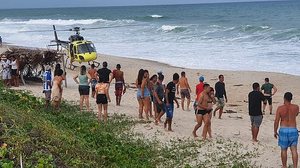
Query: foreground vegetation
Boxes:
[{"xmin": 0, "ymin": 83, "xmax": 258, "ymax": 167}]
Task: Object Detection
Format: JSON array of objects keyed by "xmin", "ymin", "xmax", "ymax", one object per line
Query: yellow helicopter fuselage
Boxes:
[{"xmin": 68, "ymin": 40, "xmax": 97, "ymax": 63}]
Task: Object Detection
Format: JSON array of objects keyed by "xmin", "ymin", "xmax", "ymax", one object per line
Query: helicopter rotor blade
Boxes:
[
  {"xmin": 19, "ymin": 28, "xmax": 73, "ymax": 33},
  {"xmin": 81, "ymin": 24, "xmax": 142, "ymax": 30}
]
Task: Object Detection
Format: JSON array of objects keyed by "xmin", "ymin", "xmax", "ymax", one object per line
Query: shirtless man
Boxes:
[
  {"xmin": 112, "ymin": 64, "xmax": 126, "ymax": 106},
  {"xmin": 177, "ymin": 71, "xmax": 192, "ymax": 111},
  {"xmin": 88, "ymin": 64, "xmax": 98, "ymax": 98},
  {"xmin": 274, "ymin": 92, "xmax": 299, "ymax": 168},
  {"xmin": 192, "ymin": 83, "xmax": 213, "ymax": 139}
]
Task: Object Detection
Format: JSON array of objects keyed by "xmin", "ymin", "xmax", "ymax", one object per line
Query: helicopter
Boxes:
[{"xmin": 49, "ymin": 25, "xmax": 99, "ymax": 70}]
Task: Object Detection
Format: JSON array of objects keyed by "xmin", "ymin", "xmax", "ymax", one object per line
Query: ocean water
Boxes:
[{"xmin": 0, "ymin": 1, "xmax": 300, "ymax": 75}]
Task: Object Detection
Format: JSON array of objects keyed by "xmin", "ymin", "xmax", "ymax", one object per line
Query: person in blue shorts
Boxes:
[
  {"xmin": 164, "ymin": 73, "xmax": 179, "ymax": 131},
  {"xmin": 274, "ymin": 92, "xmax": 299, "ymax": 168}
]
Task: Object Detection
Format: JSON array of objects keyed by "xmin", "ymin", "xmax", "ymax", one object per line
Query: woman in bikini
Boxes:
[
  {"xmin": 95, "ymin": 77, "xmax": 110, "ymax": 122},
  {"xmin": 205, "ymin": 87, "xmax": 216, "ymax": 138}
]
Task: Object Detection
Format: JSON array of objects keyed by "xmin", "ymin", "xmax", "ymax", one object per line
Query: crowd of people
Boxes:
[{"xmin": 1, "ymin": 57, "xmax": 298, "ymax": 167}]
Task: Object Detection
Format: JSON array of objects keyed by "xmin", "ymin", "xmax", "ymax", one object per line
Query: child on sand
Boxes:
[{"xmin": 95, "ymin": 77, "xmax": 110, "ymax": 122}]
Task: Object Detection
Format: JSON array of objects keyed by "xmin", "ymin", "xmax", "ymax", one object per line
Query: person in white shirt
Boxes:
[
  {"xmin": 10, "ymin": 56, "xmax": 19, "ymax": 87},
  {"xmin": 1, "ymin": 55, "xmax": 11, "ymax": 86}
]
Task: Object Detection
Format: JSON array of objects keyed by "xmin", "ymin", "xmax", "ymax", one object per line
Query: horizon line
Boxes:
[{"xmin": 0, "ymin": 0, "xmax": 285, "ymax": 10}]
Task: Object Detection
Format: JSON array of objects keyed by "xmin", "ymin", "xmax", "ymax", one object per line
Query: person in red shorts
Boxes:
[{"xmin": 112, "ymin": 64, "xmax": 126, "ymax": 106}]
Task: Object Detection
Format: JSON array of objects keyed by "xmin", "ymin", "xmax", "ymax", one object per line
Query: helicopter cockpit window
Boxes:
[{"xmin": 77, "ymin": 43, "xmax": 96, "ymax": 54}]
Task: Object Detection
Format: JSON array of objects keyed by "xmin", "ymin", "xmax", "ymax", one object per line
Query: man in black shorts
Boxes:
[
  {"xmin": 248, "ymin": 82, "xmax": 265, "ymax": 142},
  {"xmin": 261, "ymin": 78, "xmax": 277, "ymax": 115},
  {"xmin": 153, "ymin": 74, "xmax": 165, "ymax": 125}
]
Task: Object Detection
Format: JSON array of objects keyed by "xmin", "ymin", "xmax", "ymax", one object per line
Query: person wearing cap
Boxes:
[
  {"xmin": 43, "ymin": 65, "xmax": 52, "ymax": 108},
  {"xmin": 194, "ymin": 76, "xmax": 205, "ymax": 111},
  {"xmin": 1, "ymin": 55, "xmax": 11, "ymax": 87},
  {"xmin": 112, "ymin": 64, "xmax": 126, "ymax": 106}
]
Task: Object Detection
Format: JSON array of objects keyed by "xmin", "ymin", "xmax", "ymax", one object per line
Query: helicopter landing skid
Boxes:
[
  {"xmin": 68, "ymin": 63, "xmax": 78, "ymax": 70},
  {"xmin": 88, "ymin": 61, "xmax": 100, "ymax": 68}
]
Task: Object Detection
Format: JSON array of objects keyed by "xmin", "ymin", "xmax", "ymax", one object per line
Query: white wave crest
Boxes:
[
  {"xmin": 150, "ymin": 15, "xmax": 163, "ymax": 18},
  {"xmin": 161, "ymin": 25, "xmax": 185, "ymax": 32},
  {"xmin": 0, "ymin": 18, "xmax": 135, "ymax": 26}
]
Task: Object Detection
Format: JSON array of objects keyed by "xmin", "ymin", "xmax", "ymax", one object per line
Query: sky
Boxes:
[{"xmin": 0, "ymin": 0, "xmax": 280, "ymax": 9}]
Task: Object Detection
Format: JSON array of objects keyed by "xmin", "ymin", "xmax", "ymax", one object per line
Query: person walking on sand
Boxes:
[
  {"xmin": 73, "ymin": 65, "xmax": 91, "ymax": 112},
  {"xmin": 274, "ymin": 92, "xmax": 299, "ymax": 168},
  {"xmin": 43, "ymin": 66, "xmax": 52, "ymax": 108},
  {"xmin": 95, "ymin": 77, "xmax": 110, "ymax": 122},
  {"xmin": 136, "ymin": 69, "xmax": 151, "ymax": 120},
  {"xmin": 248, "ymin": 82, "xmax": 265, "ymax": 142},
  {"xmin": 112, "ymin": 64, "xmax": 126, "ymax": 106},
  {"xmin": 261, "ymin": 78, "xmax": 277, "ymax": 115},
  {"xmin": 154, "ymin": 74, "xmax": 165, "ymax": 125},
  {"xmin": 177, "ymin": 71, "xmax": 192, "ymax": 111},
  {"xmin": 164, "ymin": 73, "xmax": 180, "ymax": 132},
  {"xmin": 88, "ymin": 64, "xmax": 98, "ymax": 98},
  {"xmin": 52, "ymin": 69, "xmax": 64, "ymax": 110},
  {"xmin": 192, "ymin": 84, "xmax": 213, "ymax": 139},
  {"xmin": 206, "ymin": 87, "xmax": 216, "ymax": 138},
  {"xmin": 1, "ymin": 55, "xmax": 11, "ymax": 87},
  {"xmin": 213, "ymin": 75, "xmax": 227, "ymax": 119},
  {"xmin": 194, "ymin": 76, "xmax": 205, "ymax": 111},
  {"xmin": 149, "ymin": 74, "xmax": 158, "ymax": 118},
  {"xmin": 10, "ymin": 56, "xmax": 19, "ymax": 87}
]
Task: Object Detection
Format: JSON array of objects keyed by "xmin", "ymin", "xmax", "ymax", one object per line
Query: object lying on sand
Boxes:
[{"xmin": 224, "ymin": 110, "xmax": 238, "ymax": 113}]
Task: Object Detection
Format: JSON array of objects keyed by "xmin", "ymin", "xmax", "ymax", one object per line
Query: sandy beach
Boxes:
[{"xmin": 1, "ymin": 44, "xmax": 300, "ymax": 167}]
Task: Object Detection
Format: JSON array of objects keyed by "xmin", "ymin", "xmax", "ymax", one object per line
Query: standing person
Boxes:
[
  {"xmin": 213, "ymin": 74, "xmax": 227, "ymax": 119},
  {"xmin": 206, "ymin": 87, "xmax": 216, "ymax": 138},
  {"xmin": 1, "ymin": 55, "xmax": 11, "ymax": 87},
  {"xmin": 274, "ymin": 92, "xmax": 299, "ymax": 168},
  {"xmin": 73, "ymin": 65, "xmax": 91, "ymax": 112},
  {"xmin": 261, "ymin": 78, "xmax": 277, "ymax": 115},
  {"xmin": 140, "ymin": 70, "xmax": 151, "ymax": 120},
  {"xmin": 154, "ymin": 74, "xmax": 165, "ymax": 125},
  {"xmin": 136, "ymin": 69, "xmax": 144, "ymax": 119},
  {"xmin": 88, "ymin": 64, "xmax": 98, "ymax": 98},
  {"xmin": 164, "ymin": 73, "xmax": 180, "ymax": 132},
  {"xmin": 248, "ymin": 82, "xmax": 265, "ymax": 142},
  {"xmin": 112, "ymin": 64, "xmax": 126, "ymax": 106},
  {"xmin": 192, "ymin": 84, "xmax": 213, "ymax": 139},
  {"xmin": 149, "ymin": 74, "xmax": 158, "ymax": 118},
  {"xmin": 10, "ymin": 56, "xmax": 19, "ymax": 87},
  {"xmin": 177, "ymin": 71, "xmax": 192, "ymax": 111},
  {"xmin": 194, "ymin": 76, "xmax": 205, "ymax": 110},
  {"xmin": 54, "ymin": 63, "xmax": 61, "ymax": 77},
  {"xmin": 95, "ymin": 77, "xmax": 110, "ymax": 122},
  {"xmin": 97, "ymin": 61, "xmax": 112, "ymax": 102},
  {"xmin": 52, "ymin": 69, "xmax": 64, "ymax": 110},
  {"xmin": 43, "ymin": 66, "xmax": 52, "ymax": 108}
]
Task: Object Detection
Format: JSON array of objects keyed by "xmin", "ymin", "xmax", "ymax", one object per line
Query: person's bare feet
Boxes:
[
  {"xmin": 252, "ymin": 139, "xmax": 259, "ymax": 143},
  {"xmin": 167, "ymin": 129, "xmax": 174, "ymax": 132},
  {"xmin": 192, "ymin": 131, "xmax": 198, "ymax": 138}
]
